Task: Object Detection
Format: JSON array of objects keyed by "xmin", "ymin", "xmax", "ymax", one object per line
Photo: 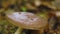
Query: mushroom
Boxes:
[
  {"xmin": 50, "ymin": 11, "xmax": 60, "ymax": 17},
  {"xmin": 54, "ymin": 11, "xmax": 60, "ymax": 20},
  {"xmin": 34, "ymin": 0, "xmax": 41, "ymax": 7},
  {"xmin": 55, "ymin": 11, "xmax": 60, "ymax": 17},
  {"xmin": 6, "ymin": 12, "xmax": 48, "ymax": 34}
]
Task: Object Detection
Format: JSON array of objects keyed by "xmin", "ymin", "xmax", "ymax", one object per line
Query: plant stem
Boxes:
[{"xmin": 15, "ymin": 27, "xmax": 23, "ymax": 34}]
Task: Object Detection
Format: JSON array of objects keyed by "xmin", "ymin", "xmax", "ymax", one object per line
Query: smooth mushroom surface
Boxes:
[{"xmin": 6, "ymin": 12, "xmax": 48, "ymax": 30}]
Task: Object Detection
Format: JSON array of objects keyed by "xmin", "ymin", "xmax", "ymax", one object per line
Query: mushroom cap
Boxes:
[{"xmin": 6, "ymin": 12, "xmax": 48, "ymax": 30}]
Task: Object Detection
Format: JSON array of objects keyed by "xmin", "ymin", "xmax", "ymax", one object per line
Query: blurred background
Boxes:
[{"xmin": 0, "ymin": 0, "xmax": 60, "ymax": 34}]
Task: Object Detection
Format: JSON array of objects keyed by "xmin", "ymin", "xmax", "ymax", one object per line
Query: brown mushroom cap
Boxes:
[{"xmin": 6, "ymin": 12, "xmax": 48, "ymax": 30}]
